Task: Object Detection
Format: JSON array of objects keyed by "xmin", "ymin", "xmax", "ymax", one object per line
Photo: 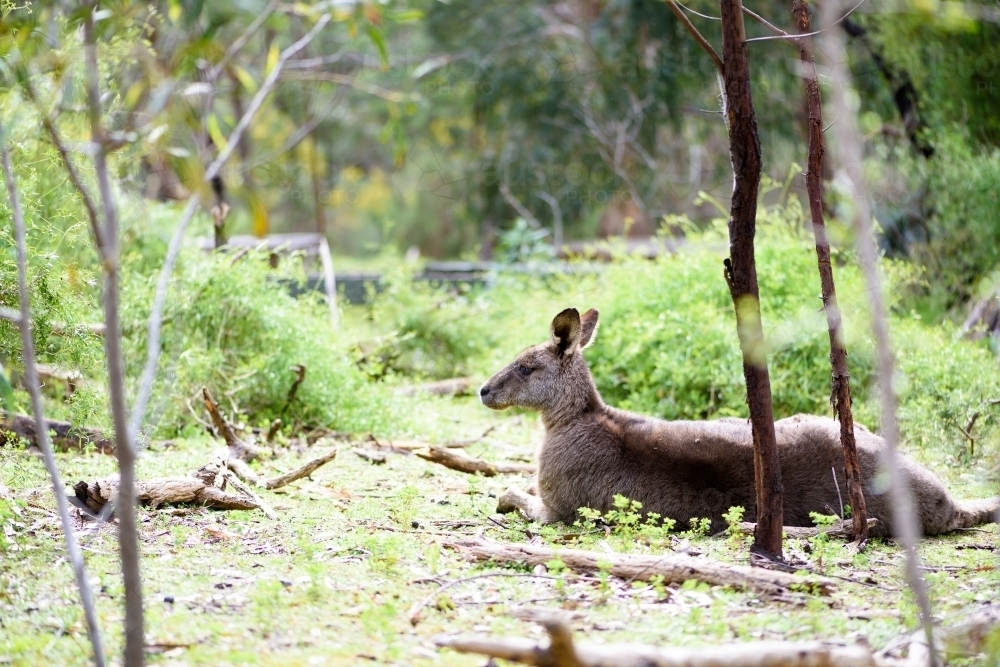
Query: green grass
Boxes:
[{"xmin": 1, "ymin": 392, "xmax": 998, "ymax": 666}]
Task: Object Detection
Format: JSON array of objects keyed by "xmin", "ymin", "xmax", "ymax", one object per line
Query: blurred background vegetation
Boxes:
[{"xmin": 0, "ymin": 0, "xmax": 998, "ymax": 462}]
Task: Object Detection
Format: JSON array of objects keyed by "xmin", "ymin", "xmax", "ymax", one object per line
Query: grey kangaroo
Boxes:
[{"xmin": 479, "ymin": 307, "xmax": 998, "ymax": 537}]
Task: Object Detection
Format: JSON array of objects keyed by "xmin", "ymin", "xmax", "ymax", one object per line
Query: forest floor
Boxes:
[{"xmin": 0, "ymin": 393, "xmax": 998, "ymax": 666}]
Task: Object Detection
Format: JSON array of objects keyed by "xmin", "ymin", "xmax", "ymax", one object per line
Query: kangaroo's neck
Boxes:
[{"xmin": 540, "ymin": 366, "xmax": 604, "ymax": 431}]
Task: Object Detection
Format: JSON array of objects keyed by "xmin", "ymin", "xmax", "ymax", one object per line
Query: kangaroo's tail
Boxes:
[{"xmin": 948, "ymin": 498, "xmax": 1000, "ymax": 531}]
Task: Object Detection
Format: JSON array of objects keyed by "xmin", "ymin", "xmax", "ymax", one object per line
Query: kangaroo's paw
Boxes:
[
  {"xmin": 497, "ymin": 486, "xmax": 526, "ymax": 514},
  {"xmin": 497, "ymin": 485, "xmax": 553, "ymax": 523}
]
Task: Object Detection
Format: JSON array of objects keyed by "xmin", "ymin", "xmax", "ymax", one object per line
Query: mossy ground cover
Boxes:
[{"xmin": 1, "ymin": 388, "xmax": 998, "ymax": 666}]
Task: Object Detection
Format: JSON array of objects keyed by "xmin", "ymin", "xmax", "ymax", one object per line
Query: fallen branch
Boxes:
[
  {"xmin": 353, "ymin": 448, "xmax": 387, "ymax": 464},
  {"xmin": 734, "ymin": 518, "xmax": 878, "ymax": 540},
  {"xmin": 397, "ymin": 377, "xmax": 475, "ymax": 397},
  {"xmin": 282, "ymin": 364, "xmax": 307, "ymax": 415},
  {"xmin": 416, "ymin": 446, "xmax": 536, "ymax": 477},
  {"xmin": 435, "ymin": 613, "xmax": 873, "ymax": 666},
  {"xmin": 263, "ymin": 448, "xmax": 338, "ymax": 490},
  {"xmin": 443, "ymin": 426, "xmax": 497, "ymax": 448},
  {"xmin": 1, "ymin": 411, "xmax": 114, "ymax": 454},
  {"xmin": 447, "ymin": 539, "xmax": 832, "ymax": 597},
  {"xmin": 73, "ymin": 475, "xmax": 259, "ymax": 513},
  {"xmin": 201, "ymin": 387, "xmax": 271, "ymax": 461},
  {"xmin": 223, "ymin": 470, "xmax": 277, "ymax": 519}
]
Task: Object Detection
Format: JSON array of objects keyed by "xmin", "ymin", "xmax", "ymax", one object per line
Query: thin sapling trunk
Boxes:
[{"xmin": 792, "ymin": 0, "xmax": 869, "ymax": 542}]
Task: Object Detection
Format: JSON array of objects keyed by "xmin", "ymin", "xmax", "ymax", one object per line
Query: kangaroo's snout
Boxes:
[{"xmin": 479, "ymin": 384, "xmax": 491, "ymax": 398}]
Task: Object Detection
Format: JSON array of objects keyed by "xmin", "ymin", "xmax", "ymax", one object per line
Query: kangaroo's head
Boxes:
[{"xmin": 480, "ymin": 307, "xmax": 601, "ymax": 422}]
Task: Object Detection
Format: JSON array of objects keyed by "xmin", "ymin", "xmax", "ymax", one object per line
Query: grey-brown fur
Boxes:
[{"xmin": 480, "ymin": 307, "xmax": 998, "ymax": 537}]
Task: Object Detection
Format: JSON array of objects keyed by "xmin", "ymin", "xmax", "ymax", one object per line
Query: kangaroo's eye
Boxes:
[{"xmin": 517, "ymin": 364, "xmax": 533, "ymax": 377}]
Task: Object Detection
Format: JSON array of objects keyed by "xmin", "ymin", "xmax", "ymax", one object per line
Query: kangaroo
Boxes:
[{"xmin": 479, "ymin": 307, "xmax": 998, "ymax": 537}]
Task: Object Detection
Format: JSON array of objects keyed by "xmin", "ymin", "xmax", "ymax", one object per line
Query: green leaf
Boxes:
[
  {"xmin": 232, "ymin": 65, "xmax": 258, "ymax": 94},
  {"xmin": 365, "ymin": 25, "xmax": 389, "ymax": 69},
  {"xmin": 207, "ymin": 113, "xmax": 228, "ymax": 152},
  {"xmin": 0, "ymin": 362, "xmax": 14, "ymax": 415},
  {"xmin": 390, "ymin": 10, "xmax": 424, "ymax": 23}
]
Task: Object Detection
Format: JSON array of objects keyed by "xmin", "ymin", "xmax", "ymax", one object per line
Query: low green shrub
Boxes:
[{"xmin": 119, "ymin": 247, "xmax": 398, "ymax": 437}]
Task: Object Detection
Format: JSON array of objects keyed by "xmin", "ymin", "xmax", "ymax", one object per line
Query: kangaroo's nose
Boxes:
[{"xmin": 480, "ymin": 385, "xmax": 490, "ymax": 397}]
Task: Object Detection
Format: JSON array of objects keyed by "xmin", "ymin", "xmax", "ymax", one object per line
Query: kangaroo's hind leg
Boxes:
[{"xmin": 497, "ymin": 485, "xmax": 557, "ymax": 523}]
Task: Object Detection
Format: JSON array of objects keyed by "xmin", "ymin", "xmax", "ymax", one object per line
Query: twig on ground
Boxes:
[
  {"xmin": 397, "ymin": 377, "xmax": 475, "ymax": 397},
  {"xmin": 263, "ymin": 449, "xmax": 339, "ymax": 490},
  {"xmin": 223, "ymin": 471, "xmax": 278, "ymax": 520},
  {"xmin": 734, "ymin": 518, "xmax": 877, "ymax": 540},
  {"xmin": 1, "ymin": 117, "xmax": 107, "ymax": 667},
  {"xmin": 353, "ymin": 448, "xmax": 387, "ymax": 464},
  {"xmin": 446, "ymin": 539, "xmax": 833, "ymax": 597},
  {"xmin": 415, "ymin": 446, "xmax": 536, "ymax": 476},
  {"xmin": 443, "ymin": 426, "xmax": 497, "ymax": 448}
]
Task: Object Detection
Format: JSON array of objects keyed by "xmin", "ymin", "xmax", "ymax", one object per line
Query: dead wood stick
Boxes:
[
  {"xmin": 435, "ymin": 617, "xmax": 875, "ymax": 667},
  {"xmin": 397, "ymin": 377, "xmax": 475, "ymax": 397},
  {"xmin": 415, "ymin": 446, "xmax": 536, "ymax": 477},
  {"xmin": 223, "ymin": 470, "xmax": 277, "ymax": 519},
  {"xmin": 263, "ymin": 449, "xmax": 338, "ymax": 490},
  {"xmin": 1, "ymin": 411, "xmax": 114, "ymax": 454},
  {"xmin": 443, "ymin": 425, "xmax": 497, "ymax": 448},
  {"xmin": 201, "ymin": 387, "xmax": 271, "ymax": 461},
  {"xmin": 353, "ymin": 448, "xmax": 387, "ymax": 464},
  {"xmin": 735, "ymin": 518, "xmax": 878, "ymax": 540},
  {"xmin": 447, "ymin": 539, "xmax": 832, "ymax": 597},
  {"xmin": 226, "ymin": 457, "xmax": 260, "ymax": 485},
  {"xmin": 282, "ymin": 364, "xmax": 306, "ymax": 415},
  {"xmin": 73, "ymin": 476, "xmax": 261, "ymax": 513}
]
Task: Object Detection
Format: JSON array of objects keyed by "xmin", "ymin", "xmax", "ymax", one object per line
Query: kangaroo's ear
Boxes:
[
  {"xmin": 579, "ymin": 309, "xmax": 600, "ymax": 349},
  {"xmin": 550, "ymin": 308, "xmax": 581, "ymax": 357}
]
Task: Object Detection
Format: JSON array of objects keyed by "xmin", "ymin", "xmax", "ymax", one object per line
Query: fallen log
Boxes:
[
  {"xmin": 435, "ymin": 614, "xmax": 874, "ymax": 667},
  {"xmin": 447, "ymin": 539, "xmax": 833, "ymax": 597},
  {"xmin": 1, "ymin": 411, "xmax": 114, "ymax": 454},
  {"xmin": 415, "ymin": 446, "xmax": 535, "ymax": 477},
  {"xmin": 734, "ymin": 518, "xmax": 879, "ymax": 540},
  {"xmin": 73, "ymin": 475, "xmax": 258, "ymax": 512}
]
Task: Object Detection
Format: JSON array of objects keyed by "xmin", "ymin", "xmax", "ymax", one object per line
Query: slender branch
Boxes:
[
  {"xmin": 83, "ymin": 9, "xmax": 144, "ymax": 664},
  {"xmin": 20, "ymin": 76, "xmax": 106, "ymax": 254},
  {"xmin": 742, "ymin": 6, "xmax": 792, "ymax": 39},
  {"xmin": 0, "ymin": 118, "xmax": 107, "ymax": 667},
  {"xmin": 129, "ymin": 14, "xmax": 332, "ymax": 445},
  {"xmin": 207, "ymin": 14, "xmax": 331, "ymax": 182},
  {"xmin": 282, "ymin": 72, "xmax": 417, "ymax": 102},
  {"xmin": 675, "ymin": 1, "xmax": 720, "ymax": 20},
  {"xmin": 664, "ymin": 0, "xmax": 724, "ymax": 77},
  {"xmin": 746, "ymin": 0, "xmax": 868, "ymax": 43},
  {"xmin": 208, "ymin": 0, "xmax": 281, "ymax": 81},
  {"xmin": 128, "ymin": 195, "xmax": 200, "ymax": 441},
  {"xmin": 819, "ymin": 5, "xmax": 935, "ymax": 663},
  {"xmin": 499, "ymin": 181, "xmax": 542, "ymax": 229}
]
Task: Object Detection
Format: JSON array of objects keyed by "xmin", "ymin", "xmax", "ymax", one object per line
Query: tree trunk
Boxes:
[
  {"xmin": 793, "ymin": 0, "xmax": 869, "ymax": 543},
  {"xmin": 718, "ymin": 0, "xmax": 783, "ymax": 559}
]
